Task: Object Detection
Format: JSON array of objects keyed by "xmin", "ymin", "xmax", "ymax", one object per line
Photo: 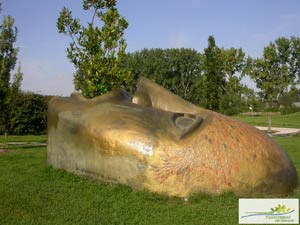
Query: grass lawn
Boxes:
[
  {"xmin": 234, "ymin": 111, "xmax": 300, "ymax": 128},
  {"xmin": 0, "ymin": 135, "xmax": 47, "ymax": 143},
  {"xmin": 0, "ymin": 137, "xmax": 299, "ymax": 225}
]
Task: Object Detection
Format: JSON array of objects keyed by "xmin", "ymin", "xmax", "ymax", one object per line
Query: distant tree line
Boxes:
[
  {"xmin": 121, "ymin": 40, "xmax": 251, "ymax": 115},
  {"xmin": 121, "ymin": 35, "xmax": 300, "ymax": 115},
  {"xmin": 57, "ymin": 0, "xmax": 300, "ymax": 116}
]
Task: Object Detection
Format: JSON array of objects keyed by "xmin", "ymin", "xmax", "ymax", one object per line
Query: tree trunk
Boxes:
[{"xmin": 268, "ymin": 115, "xmax": 272, "ymax": 133}]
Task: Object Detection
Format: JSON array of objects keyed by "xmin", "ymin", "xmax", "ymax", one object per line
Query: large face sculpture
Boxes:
[{"xmin": 47, "ymin": 77, "xmax": 298, "ymax": 197}]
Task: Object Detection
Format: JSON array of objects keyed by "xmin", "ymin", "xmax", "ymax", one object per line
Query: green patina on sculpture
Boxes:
[{"xmin": 47, "ymin": 77, "xmax": 298, "ymax": 197}]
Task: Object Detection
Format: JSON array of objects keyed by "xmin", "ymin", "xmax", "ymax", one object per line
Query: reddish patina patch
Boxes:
[{"xmin": 149, "ymin": 111, "xmax": 297, "ymax": 196}]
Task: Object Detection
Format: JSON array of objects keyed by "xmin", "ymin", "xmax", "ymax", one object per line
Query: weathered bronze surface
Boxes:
[{"xmin": 47, "ymin": 77, "xmax": 298, "ymax": 197}]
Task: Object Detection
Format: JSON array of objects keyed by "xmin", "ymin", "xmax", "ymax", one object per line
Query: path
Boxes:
[
  {"xmin": 0, "ymin": 142, "xmax": 46, "ymax": 147},
  {"xmin": 255, "ymin": 126, "xmax": 300, "ymax": 136},
  {"xmin": 0, "ymin": 127, "xmax": 299, "ymax": 149}
]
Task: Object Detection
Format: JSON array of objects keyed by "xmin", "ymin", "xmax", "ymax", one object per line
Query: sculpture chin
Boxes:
[{"xmin": 47, "ymin": 77, "xmax": 298, "ymax": 197}]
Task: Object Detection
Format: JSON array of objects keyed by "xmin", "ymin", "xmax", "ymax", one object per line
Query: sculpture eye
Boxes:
[
  {"xmin": 175, "ymin": 115, "xmax": 196, "ymax": 129},
  {"xmin": 172, "ymin": 113, "xmax": 203, "ymax": 139}
]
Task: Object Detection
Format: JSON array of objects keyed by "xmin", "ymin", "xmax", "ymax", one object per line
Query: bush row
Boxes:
[{"xmin": 0, "ymin": 92, "xmax": 52, "ymax": 135}]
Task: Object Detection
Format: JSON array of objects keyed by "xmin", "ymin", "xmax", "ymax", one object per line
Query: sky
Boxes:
[{"xmin": 1, "ymin": 0, "xmax": 300, "ymax": 96}]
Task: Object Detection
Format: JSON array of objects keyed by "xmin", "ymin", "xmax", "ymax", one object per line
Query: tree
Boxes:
[
  {"xmin": 219, "ymin": 48, "xmax": 247, "ymax": 114},
  {"xmin": 248, "ymin": 37, "xmax": 299, "ymax": 108},
  {"xmin": 0, "ymin": 15, "xmax": 20, "ymax": 136},
  {"xmin": 57, "ymin": 0, "xmax": 129, "ymax": 98},
  {"xmin": 202, "ymin": 36, "xmax": 225, "ymax": 111},
  {"xmin": 122, "ymin": 45, "xmax": 253, "ymax": 115},
  {"xmin": 290, "ymin": 36, "xmax": 300, "ymax": 86},
  {"xmin": 123, "ymin": 48, "xmax": 203, "ymax": 103},
  {"xmin": 275, "ymin": 37, "xmax": 294, "ymax": 96},
  {"xmin": 164, "ymin": 48, "xmax": 202, "ymax": 101}
]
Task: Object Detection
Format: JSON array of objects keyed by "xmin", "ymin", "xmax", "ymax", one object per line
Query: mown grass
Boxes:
[
  {"xmin": 0, "ymin": 137, "xmax": 299, "ymax": 225},
  {"xmin": 273, "ymin": 136, "xmax": 300, "ymax": 174},
  {"xmin": 0, "ymin": 135, "xmax": 47, "ymax": 143},
  {"xmin": 234, "ymin": 111, "xmax": 300, "ymax": 128}
]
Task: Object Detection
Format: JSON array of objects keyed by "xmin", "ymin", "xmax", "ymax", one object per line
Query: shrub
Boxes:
[{"xmin": 8, "ymin": 92, "xmax": 51, "ymax": 135}]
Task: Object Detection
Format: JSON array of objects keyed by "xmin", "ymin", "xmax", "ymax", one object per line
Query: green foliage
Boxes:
[
  {"xmin": 123, "ymin": 37, "xmax": 251, "ymax": 115},
  {"xmin": 0, "ymin": 16, "xmax": 18, "ymax": 89},
  {"xmin": 240, "ymin": 86, "xmax": 265, "ymax": 112},
  {"xmin": 11, "ymin": 63, "xmax": 22, "ymax": 95},
  {"xmin": 202, "ymin": 36, "xmax": 225, "ymax": 111},
  {"xmin": 278, "ymin": 88, "xmax": 300, "ymax": 114},
  {"xmin": 123, "ymin": 44, "xmax": 253, "ymax": 115},
  {"xmin": 248, "ymin": 36, "xmax": 300, "ymax": 106},
  {"xmin": 291, "ymin": 37, "xmax": 300, "ymax": 82},
  {"xmin": 123, "ymin": 48, "xmax": 203, "ymax": 104},
  {"xmin": 122, "ymin": 35, "xmax": 300, "ymax": 115},
  {"xmin": 7, "ymin": 92, "xmax": 50, "ymax": 135},
  {"xmin": 219, "ymin": 48, "xmax": 247, "ymax": 115},
  {"xmin": 57, "ymin": 0, "xmax": 129, "ymax": 98},
  {"xmin": 0, "ymin": 15, "xmax": 21, "ymax": 134}
]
